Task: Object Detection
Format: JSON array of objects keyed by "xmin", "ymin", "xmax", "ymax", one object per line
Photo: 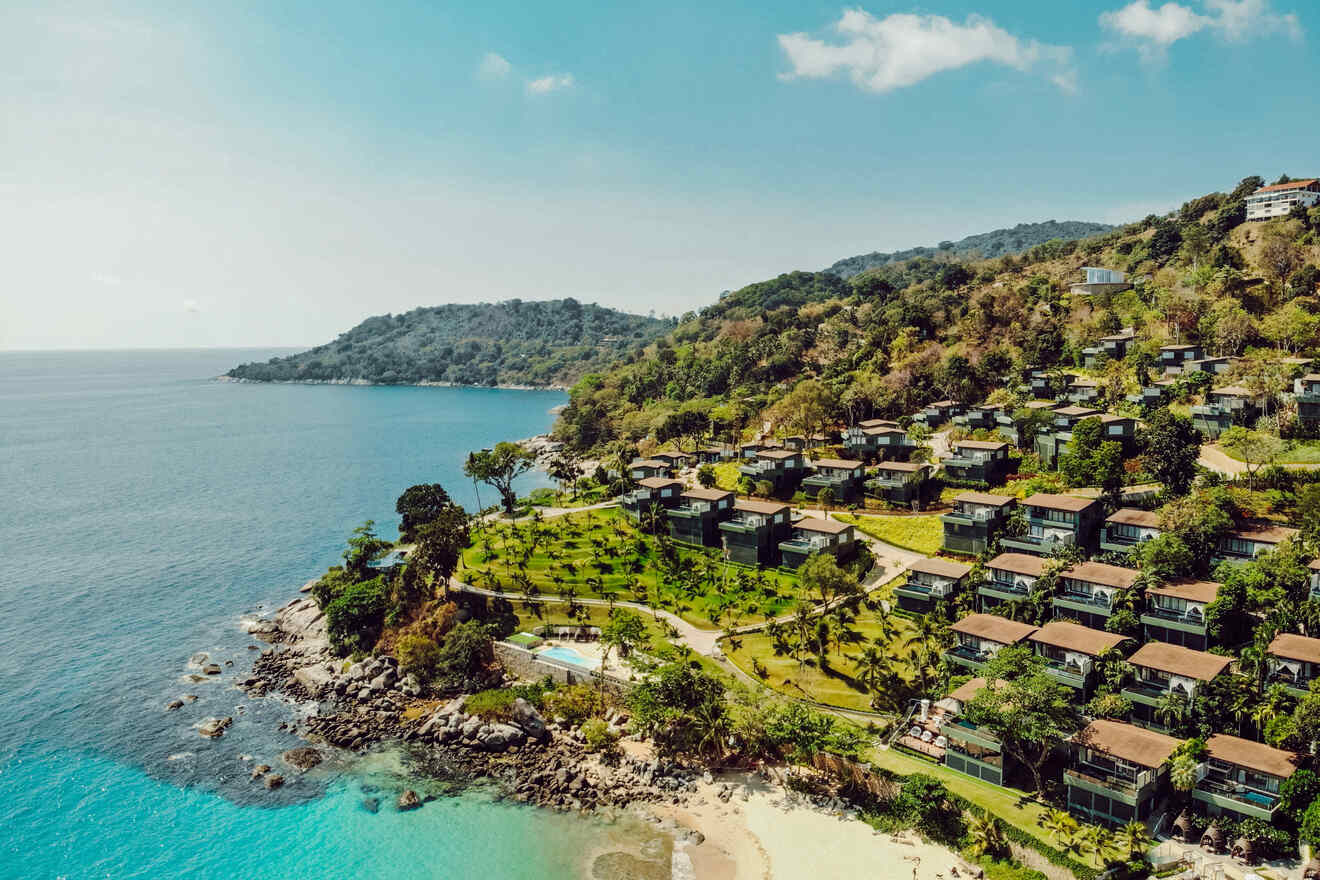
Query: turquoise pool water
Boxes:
[{"xmin": 539, "ymin": 645, "xmax": 601, "ymax": 669}]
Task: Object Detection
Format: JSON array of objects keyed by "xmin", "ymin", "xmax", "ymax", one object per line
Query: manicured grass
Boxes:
[
  {"xmin": 711, "ymin": 461, "xmax": 742, "ymax": 491},
  {"xmin": 868, "ymin": 747, "xmax": 1106, "ymax": 870},
  {"xmin": 462, "ymin": 508, "xmax": 805, "ymax": 630},
  {"xmin": 1215, "ymin": 440, "xmax": 1320, "ymax": 465},
  {"xmin": 834, "ymin": 513, "xmax": 944, "ymax": 555}
]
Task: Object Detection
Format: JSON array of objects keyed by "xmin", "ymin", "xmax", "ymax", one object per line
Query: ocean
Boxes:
[{"xmin": 0, "ymin": 349, "xmax": 655, "ymax": 879}]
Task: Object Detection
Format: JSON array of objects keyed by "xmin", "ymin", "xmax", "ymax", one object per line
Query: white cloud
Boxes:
[
  {"xmin": 477, "ymin": 52, "xmax": 511, "ymax": 79},
  {"xmin": 776, "ymin": 9, "xmax": 1077, "ymax": 94},
  {"xmin": 525, "ymin": 73, "xmax": 574, "ymax": 95},
  {"xmin": 1100, "ymin": 0, "xmax": 1302, "ymax": 56}
]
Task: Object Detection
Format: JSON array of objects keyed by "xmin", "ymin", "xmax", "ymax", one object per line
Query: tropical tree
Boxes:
[
  {"xmin": 964, "ymin": 811, "xmax": 1007, "ymax": 859},
  {"xmin": 464, "ymin": 442, "xmax": 538, "ymax": 516},
  {"xmin": 1112, "ymin": 820, "xmax": 1153, "ymax": 861},
  {"xmin": 395, "ymin": 483, "xmax": 457, "ymax": 542}
]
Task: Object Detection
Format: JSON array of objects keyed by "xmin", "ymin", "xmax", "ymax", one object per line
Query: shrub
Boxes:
[
  {"xmin": 464, "ymin": 681, "xmax": 556, "ymax": 721},
  {"xmin": 581, "ymin": 717, "xmax": 620, "ymax": 753},
  {"xmin": 431, "ymin": 620, "xmax": 495, "ymax": 692},
  {"xmin": 542, "ymin": 683, "xmax": 600, "ymax": 725},
  {"xmin": 324, "ymin": 577, "xmax": 389, "ymax": 655},
  {"xmin": 396, "ymin": 633, "xmax": 441, "ymax": 682}
]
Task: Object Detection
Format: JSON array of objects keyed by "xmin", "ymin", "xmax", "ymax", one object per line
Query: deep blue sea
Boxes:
[{"xmin": 0, "ymin": 349, "xmax": 653, "ymax": 879}]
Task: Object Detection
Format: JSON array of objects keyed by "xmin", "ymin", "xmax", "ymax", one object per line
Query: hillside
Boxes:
[
  {"xmin": 226, "ymin": 299, "xmax": 672, "ymax": 388},
  {"xmin": 554, "ymin": 174, "xmax": 1320, "ymax": 453},
  {"xmin": 825, "ymin": 220, "xmax": 1114, "ymax": 278}
]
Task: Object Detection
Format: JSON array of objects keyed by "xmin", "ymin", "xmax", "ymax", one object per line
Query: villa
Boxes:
[
  {"xmin": 1295, "ymin": 373, "xmax": 1320, "ymax": 432},
  {"xmin": 913, "ymin": 400, "xmax": 964, "ymax": 429},
  {"xmin": 937, "ymin": 677, "xmax": 1011, "ymax": 786},
  {"xmin": 1122, "ymin": 642, "xmax": 1231, "ymax": 730},
  {"xmin": 1160, "ymin": 344, "xmax": 1204, "ymax": 374},
  {"xmin": 941, "ymin": 492, "xmax": 1016, "ymax": 555},
  {"xmin": 1052, "ymin": 560, "xmax": 1139, "ymax": 631},
  {"xmin": 800, "ymin": 458, "xmax": 867, "ymax": 502},
  {"xmin": 651, "ymin": 451, "xmax": 691, "ymax": 470},
  {"xmin": 738, "ymin": 441, "xmax": 766, "ymax": 459},
  {"xmin": 1132, "ymin": 377, "xmax": 1177, "ymax": 409},
  {"xmin": 1212, "ymin": 522, "xmax": 1299, "ymax": 566},
  {"xmin": 1267, "ymin": 632, "xmax": 1320, "ymax": 698},
  {"xmin": 777, "ymin": 517, "xmax": 856, "ymax": 569},
  {"xmin": 621, "ymin": 477, "xmax": 682, "ymax": 519},
  {"xmin": 665, "ymin": 487, "xmax": 734, "ymax": 547},
  {"xmin": 1100, "ymin": 508, "xmax": 1162, "ymax": 556},
  {"xmin": 718, "ymin": 499, "xmax": 791, "ymax": 566},
  {"xmin": 865, "ymin": 460, "xmax": 929, "ymax": 506},
  {"xmin": 628, "ymin": 458, "xmax": 673, "ymax": 481},
  {"xmin": 1064, "ymin": 377, "xmax": 1102, "ymax": 405},
  {"xmin": 1193, "ymin": 386, "xmax": 1265, "ymax": 439},
  {"xmin": 1071, "ymin": 267, "xmax": 1131, "ymax": 297},
  {"xmin": 739, "ymin": 449, "xmax": 806, "ymax": 494},
  {"xmin": 1065, "ymin": 719, "xmax": 1179, "ymax": 827},
  {"xmin": 842, "ymin": 424, "xmax": 915, "ymax": 461},
  {"xmin": 1193, "ymin": 734, "xmax": 1300, "ymax": 823},
  {"xmin": 1246, "ymin": 178, "xmax": 1320, "ymax": 221},
  {"xmin": 1000, "ymin": 493, "xmax": 1102, "ymax": 556},
  {"xmin": 979, "ymin": 552, "xmax": 1046, "ymax": 613},
  {"xmin": 944, "ymin": 613, "xmax": 1037, "ymax": 674},
  {"xmin": 1082, "ymin": 329, "xmax": 1136, "ymax": 367},
  {"xmin": 1183, "ymin": 356, "xmax": 1235, "ymax": 376},
  {"xmin": 942, "ymin": 440, "xmax": 1013, "ymax": 486},
  {"xmin": 894, "ymin": 557, "xmax": 973, "ymax": 615},
  {"xmin": 696, "ymin": 445, "xmax": 733, "ymax": 463},
  {"xmin": 1141, "ymin": 579, "xmax": 1221, "ymax": 652},
  {"xmin": 951, "ymin": 403, "xmax": 1005, "ymax": 432},
  {"xmin": 1029, "ymin": 621, "xmax": 1130, "ymax": 698}
]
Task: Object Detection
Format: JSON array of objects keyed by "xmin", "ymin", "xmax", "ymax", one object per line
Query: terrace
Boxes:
[
  {"xmin": 1065, "ymin": 720, "xmax": 1179, "ymax": 825},
  {"xmin": 1141, "ymin": 579, "xmax": 1218, "ymax": 651},
  {"xmin": 1100, "ymin": 508, "xmax": 1161, "ymax": 555},
  {"xmin": 1267, "ymin": 632, "xmax": 1320, "ymax": 697},
  {"xmin": 1192, "ymin": 734, "xmax": 1299, "ymax": 822}
]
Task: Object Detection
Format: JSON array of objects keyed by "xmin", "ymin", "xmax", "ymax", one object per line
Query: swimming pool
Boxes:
[{"xmin": 538, "ymin": 645, "xmax": 601, "ymax": 670}]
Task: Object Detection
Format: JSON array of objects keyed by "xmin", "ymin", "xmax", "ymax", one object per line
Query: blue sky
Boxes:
[{"xmin": 2, "ymin": 0, "xmax": 1315, "ymax": 349}]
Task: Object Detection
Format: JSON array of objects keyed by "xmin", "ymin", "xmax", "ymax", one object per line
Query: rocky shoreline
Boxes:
[{"xmin": 230, "ymin": 596, "xmax": 700, "ymax": 815}]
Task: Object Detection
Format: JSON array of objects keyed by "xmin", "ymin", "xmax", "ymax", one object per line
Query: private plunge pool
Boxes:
[{"xmin": 537, "ymin": 644, "xmax": 602, "ymax": 671}]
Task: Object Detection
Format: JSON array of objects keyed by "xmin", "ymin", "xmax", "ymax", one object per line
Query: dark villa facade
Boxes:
[
  {"xmin": 665, "ymin": 487, "xmax": 734, "ymax": 547},
  {"xmin": 941, "ymin": 492, "xmax": 1015, "ymax": 555},
  {"xmin": 718, "ymin": 499, "xmax": 792, "ymax": 566}
]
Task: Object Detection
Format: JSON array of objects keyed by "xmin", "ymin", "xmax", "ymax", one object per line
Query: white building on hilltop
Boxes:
[{"xmin": 1246, "ymin": 179, "xmax": 1319, "ymax": 221}]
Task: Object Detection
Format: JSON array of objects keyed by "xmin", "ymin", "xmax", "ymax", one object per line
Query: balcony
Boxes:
[
  {"xmin": 1000, "ymin": 532, "xmax": 1075, "ymax": 554},
  {"xmin": 718, "ymin": 515, "xmax": 766, "ymax": 535},
  {"xmin": 1100, "ymin": 529, "xmax": 1147, "ymax": 554},
  {"xmin": 1064, "ymin": 763, "xmax": 1155, "ymax": 803},
  {"xmin": 780, "ymin": 537, "xmax": 829, "ymax": 554},
  {"xmin": 1267, "ymin": 670, "xmax": 1316, "ymax": 697},
  {"xmin": 1042, "ymin": 656, "xmax": 1092, "ymax": 690},
  {"xmin": 1192, "ymin": 777, "xmax": 1279, "ymax": 821},
  {"xmin": 944, "ymin": 643, "xmax": 992, "ymax": 671},
  {"xmin": 1053, "ymin": 591, "xmax": 1114, "ymax": 616},
  {"xmin": 739, "ymin": 462, "xmax": 777, "ymax": 477},
  {"xmin": 1121, "ymin": 679, "xmax": 1183, "ymax": 706},
  {"xmin": 1140, "ymin": 605, "xmax": 1207, "ymax": 634},
  {"xmin": 802, "ymin": 472, "xmax": 852, "ymax": 489},
  {"xmin": 979, "ymin": 578, "xmax": 1030, "ymax": 602},
  {"xmin": 895, "ymin": 579, "xmax": 952, "ymax": 603}
]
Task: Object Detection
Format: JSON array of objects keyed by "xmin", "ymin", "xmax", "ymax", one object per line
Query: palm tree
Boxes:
[
  {"xmin": 1168, "ymin": 752, "xmax": 1200, "ymax": 795},
  {"xmin": 1155, "ymin": 692, "xmax": 1190, "ymax": 732},
  {"xmin": 964, "ymin": 811, "xmax": 1006, "ymax": 859},
  {"xmin": 1041, "ymin": 808, "xmax": 1078, "ymax": 846},
  {"xmin": 855, "ymin": 642, "xmax": 891, "ymax": 696},
  {"xmin": 1112, "ymin": 820, "xmax": 1153, "ymax": 861}
]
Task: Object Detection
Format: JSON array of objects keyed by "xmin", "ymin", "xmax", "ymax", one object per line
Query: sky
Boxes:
[{"xmin": 2, "ymin": 0, "xmax": 1316, "ymax": 350}]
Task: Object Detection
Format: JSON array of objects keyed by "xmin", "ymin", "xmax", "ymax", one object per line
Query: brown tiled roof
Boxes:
[
  {"xmin": 956, "ymin": 491, "xmax": 1015, "ymax": 507},
  {"xmin": 1228, "ymin": 522, "xmax": 1300, "ymax": 545},
  {"xmin": 636, "ymin": 477, "xmax": 682, "ymax": 490},
  {"xmin": 909, "ymin": 557, "xmax": 973, "ymax": 580},
  {"xmin": 987, "ymin": 552, "xmax": 1047, "ymax": 578},
  {"xmin": 1148, "ymin": 579, "xmax": 1221, "ymax": 604},
  {"xmin": 859, "ymin": 418, "xmax": 899, "ymax": 428},
  {"xmin": 1255, "ymin": 179, "xmax": 1318, "ymax": 194},
  {"xmin": 1210, "ymin": 385, "xmax": 1251, "ymax": 397},
  {"xmin": 1023, "ymin": 493, "xmax": 1098, "ymax": 513},
  {"xmin": 1128, "ymin": 642, "xmax": 1230, "ymax": 681},
  {"xmin": 1069, "ymin": 377, "xmax": 1101, "ymax": 388},
  {"xmin": 682, "ymin": 487, "xmax": 733, "ymax": 502},
  {"xmin": 929, "ymin": 400, "xmax": 959, "ymax": 407},
  {"xmin": 757, "ymin": 449, "xmax": 800, "ymax": 461},
  {"xmin": 732, "ymin": 498, "xmax": 789, "ymax": 515},
  {"xmin": 1268, "ymin": 632, "xmax": 1320, "ymax": 665},
  {"xmin": 950, "ymin": 613, "xmax": 1037, "ymax": 645},
  {"xmin": 738, "ymin": 441, "xmax": 763, "ymax": 449},
  {"xmin": 1070, "ymin": 720, "xmax": 1180, "ymax": 769},
  {"xmin": 699, "ymin": 445, "xmax": 728, "ymax": 454},
  {"xmin": 873, "ymin": 460, "xmax": 927, "ymax": 472},
  {"xmin": 1030, "ymin": 621, "xmax": 1129, "ymax": 657},
  {"xmin": 1063, "ymin": 561, "xmax": 1139, "ymax": 590},
  {"xmin": 1205, "ymin": 734, "xmax": 1299, "ymax": 779},
  {"xmin": 812, "ymin": 458, "xmax": 863, "ymax": 470},
  {"xmin": 653, "ymin": 451, "xmax": 688, "ymax": 461},
  {"xmin": 955, "ymin": 440, "xmax": 1009, "ymax": 451},
  {"xmin": 1303, "ymin": 373, "xmax": 1320, "ymax": 383},
  {"xmin": 632, "ymin": 459, "xmax": 669, "ymax": 469},
  {"xmin": 1310, "ymin": 557, "xmax": 1320, "ymax": 571},
  {"xmin": 1161, "ymin": 344, "xmax": 1199, "ymax": 351},
  {"xmin": 1053, "ymin": 406, "xmax": 1101, "ymax": 417},
  {"xmin": 793, "ymin": 516, "xmax": 852, "ymax": 535},
  {"xmin": 948, "ymin": 677, "xmax": 1001, "ymax": 705},
  {"xmin": 1025, "ymin": 400, "xmax": 1056, "ymax": 409},
  {"xmin": 1106, "ymin": 508, "xmax": 1161, "ymax": 528},
  {"xmin": 1099, "ymin": 414, "xmax": 1135, "ymax": 425},
  {"xmin": 863, "ymin": 426, "xmax": 907, "ymax": 436}
]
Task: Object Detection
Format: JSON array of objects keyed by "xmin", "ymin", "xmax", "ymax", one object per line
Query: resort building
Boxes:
[
  {"xmin": 1000, "ymin": 493, "xmax": 1102, "ymax": 556},
  {"xmin": 777, "ymin": 517, "xmax": 857, "ymax": 569},
  {"xmin": 842, "ymin": 424, "xmax": 915, "ymax": 461},
  {"xmin": 941, "ymin": 492, "xmax": 1016, "ymax": 555},
  {"xmin": 1160, "ymin": 344, "xmax": 1205, "ymax": 374},
  {"xmin": 1027, "ymin": 369, "xmax": 1054, "ymax": 398},
  {"xmin": 1183, "ymin": 356, "xmax": 1235, "ymax": 376},
  {"xmin": 951, "ymin": 403, "xmax": 1005, "ymax": 432},
  {"xmin": 998, "ymin": 400, "xmax": 1056, "ymax": 446},
  {"xmin": 1071, "ymin": 267, "xmax": 1131, "ymax": 297},
  {"xmin": 979, "ymin": 552, "xmax": 1046, "ymax": 613},
  {"xmin": 738, "ymin": 441, "xmax": 765, "ymax": 459},
  {"xmin": 628, "ymin": 458, "xmax": 673, "ymax": 481},
  {"xmin": 1267, "ymin": 632, "xmax": 1320, "ymax": 698},
  {"xmin": 1065, "ymin": 720, "xmax": 1179, "ymax": 827},
  {"xmin": 938, "ymin": 677, "xmax": 1011, "ymax": 786},
  {"xmin": 1122, "ymin": 642, "xmax": 1231, "ymax": 730},
  {"xmin": 651, "ymin": 451, "xmax": 691, "ymax": 470},
  {"xmin": 739, "ymin": 449, "xmax": 806, "ymax": 494},
  {"xmin": 944, "ymin": 613, "xmax": 1038, "ymax": 674},
  {"xmin": 1141, "ymin": 579, "xmax": 1221, "ymax": 652},
  {"xmin": 1212, "ymin": 522, "xmax": 1299, "ymax": 566},
  {"xmin": 1034, "ymin": 406, "xmax": 1100, "ymax": 467},
  {"xmin": 1064, "ymin": 377, "xmax": 1102, "ymax": 405},
  {"xmin": 1052, "ymin": 561, "xmax": 1139, "ymax": 631},
  {"xmin": 800, "ymin": 458, "xmax": 867, "ymax": 502},
  {"xmin": 1193, "ymin": 734, "xmax": 1300, "ymax": 823},
  {"xmin": 718, "ymin": 499, "xmax": 792, "ymax": 566},
  {"xmin": 1132, "ymin": 378, "xmax": 1177, "ymax": 409},
  {"xmin": 894, "ymin": 557, "xmax": 973, "ymax": 615},
  {"xmin": 913, "ymin": 400, "xmax": 964, "ymax": 429},
  {"xmin": 1295, "ymin": 374, "xmax": 1320, "ymax": 433},
  {"xmin": 1081, "ymin": 329, "xmax": 1136, "ymax": 368},
  {"xmin": 1100, "ymin": 508, "xmax": 1162, "ymax": 557},
  {"xmin": 696, "ymin": 445, "xmax": 733, "ymax": 464},
  {"xmin": 942, "ymin": 440, "xmax": 1013, "ymax": 486},
  {"xmin": 865, "ymin": 460, "xmax": 929, "ymax": 506},
  {"xmin": 621, "ymin": 477, "xmax": 683, "ymax": 519},
  {"xmin": 781, "ymin": 435, "xmax": 807, "ymax": 451},
  {"xmin": 1246, "ymin": 179, "xmax": 1320, "ymax": 221},
  {"xmin": 1029, "ymin": 621, "xmax": 1130, "ymax": 699},
  {"xmin": 1193, "ymin": 386, "xmax": 1265, "ymax": 439},
  {"xmin": 665, "ymin": 488, "xmax": 734, "ymax": 547}
]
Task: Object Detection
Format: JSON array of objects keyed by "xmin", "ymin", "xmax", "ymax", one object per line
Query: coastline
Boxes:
[{"xmin": 215, "ymin": 375, "xmax": 570, "ymax": 392}]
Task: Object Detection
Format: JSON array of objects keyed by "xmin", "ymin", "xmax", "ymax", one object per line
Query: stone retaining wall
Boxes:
[{"xmin": 494, "ymin": 643, "xmax": 631, "ymax": 696}]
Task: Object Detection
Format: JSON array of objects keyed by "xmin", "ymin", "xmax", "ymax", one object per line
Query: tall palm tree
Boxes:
[
  {"xmin": 964, "ymin": 811, "xmax": 1006, "ymax": 859},
  {"xmin": 855, "ymin": 643, "xmax": 891, "ymax": 696},
  {"xmin": 1112, "ymin": 820, "xmax": 1153, "ymax": 861},
  {"xmin": 1041, "ymin": 808, "xmax": 1078, "ymax": 845},
  {"xmin": 1155, "ymin": 692, "xmax": 1190, "ymax": 732}
]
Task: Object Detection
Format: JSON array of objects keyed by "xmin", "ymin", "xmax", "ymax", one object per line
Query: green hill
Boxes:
[
  {"xmin": 226, "ymin": 299, "xmax": 672, "ymax": 388},
  {"xmin": 825, "ymin": 220, "xmax": 1115, "ymax": 278}
]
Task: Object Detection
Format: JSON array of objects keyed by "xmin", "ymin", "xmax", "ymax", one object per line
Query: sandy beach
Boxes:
[{"xmin": 650, "ymin": 772, "xmax": 963, "ymax": 880}]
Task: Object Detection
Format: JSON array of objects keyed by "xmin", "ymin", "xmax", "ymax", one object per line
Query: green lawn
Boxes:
[
  {"xmin": 711, "ymin": 461, "xmax": 742, "ymax": 491},
  {"xmin": 834, "ymin": 513, "xmax": 944, "ymax": 555},
  {"xmin": 1215, "ymin": 440, "xmax": 1320, "ymax": 465},
  {"xmin": 868, "ymin": 747, "xmax": 1106, "ymax": 870},
  {"xmin": 461, "ymin": 508, "xmax": 806, "ymax": 630}
]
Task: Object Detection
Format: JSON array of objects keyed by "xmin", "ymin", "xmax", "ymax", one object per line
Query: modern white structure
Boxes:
[
  {"xmin": 1246, "ymin": 179, "xmax": 1320, "ymax": 221},
  {"xmin": 1071, "ymin": 267, "xmax": 1131, "ymax": 297},
  {"xmin": 1083, "ymin": 267, "xmax": 1125, "ymax": 284}
]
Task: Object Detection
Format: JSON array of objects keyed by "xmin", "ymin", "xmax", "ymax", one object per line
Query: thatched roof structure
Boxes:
[{"xmin": 1201, "ymin": 823, "xmax": 1225, "ymax": 852}]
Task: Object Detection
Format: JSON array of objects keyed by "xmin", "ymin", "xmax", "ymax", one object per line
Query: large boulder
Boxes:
[
  {"xmin": 510, "ymin": 698, "xmax": 548, "ymax": 741},
  {"xmin": 281, "ymin": 747, "xmax": 323, "ymax": 772},
  {"xmin": 481, "ymin": 723, "xmax": 526, "ymax": 751},
  {"xmin": 197, "ymin": 717, "xmax": 232, "ymax": 738},
  {"xmin": 397, "ymin": 790, "xmax": 422, "ymax": 811},
  {"xmin": 293, "ymin": 664, "xmax": 335, "ymax": 693}
]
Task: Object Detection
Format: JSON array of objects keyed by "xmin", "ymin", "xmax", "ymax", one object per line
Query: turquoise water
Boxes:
[
  {"xmin": 539, "ymin": 646, "xmax": 601, "ymax": 670},
  {"xmin": 0, "ymin": 350, "xmax": 648, "ymax": 879}
]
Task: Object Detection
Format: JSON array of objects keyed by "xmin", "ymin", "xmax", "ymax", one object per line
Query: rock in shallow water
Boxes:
[
  {"xmin": 590, "ymin": 852, "xmax": 669, "ymax": 880},
  {"xmin": 264, "ymin": 774, "xmax": 284, "ymax": 790},
  {"xmin": 281, "ymin": 747, "xmax": 322, "ymax": 771},
  {"xmin": 396, "ymin": 790, "xmax": 421, "ymax": 811},
  {"xmin": 197, "ymin": 717, "xmax": 232, "ymax": 738}
]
